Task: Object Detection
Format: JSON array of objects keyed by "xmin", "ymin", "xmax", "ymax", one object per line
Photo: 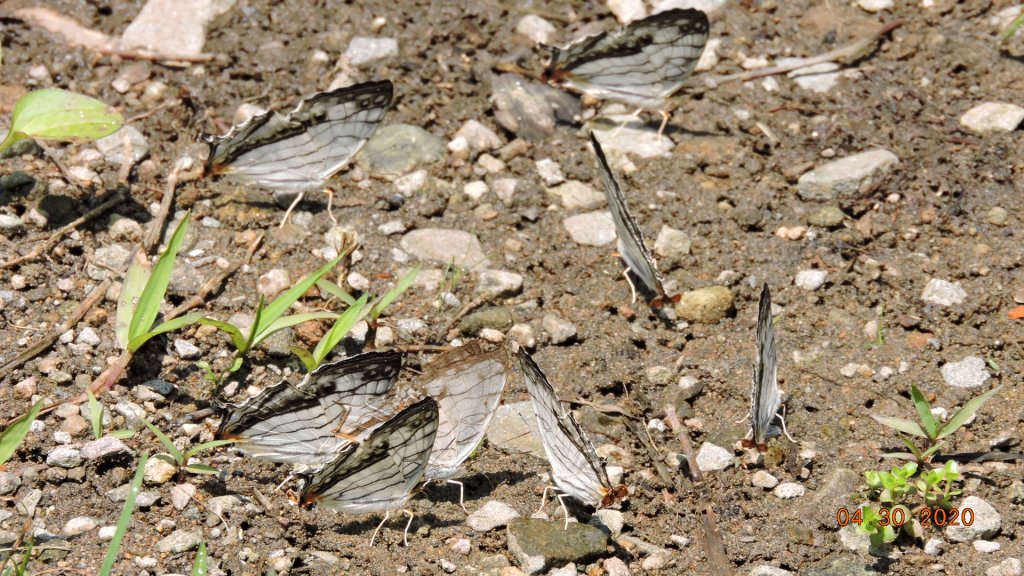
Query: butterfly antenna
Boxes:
[
  {"xmin": 369, "ymin": 510, "xmax": 391, "ymax": 547},
  {"xmin": 777, "ymin": 404, "xmax": 795, "ymax": 443},
  {"xmin": 401, "ymin": 509, "xmax": 416, "ymax": 547},
  {"xmin": 279, "ymin": 191, "xmax": 306, "ymax": 228}
]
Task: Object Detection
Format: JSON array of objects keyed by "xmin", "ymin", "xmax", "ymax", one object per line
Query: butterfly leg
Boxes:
[
  {"xmin": 369, "ymin": 510, "xmax": 391, "ymax": 547},
  {"xmin": 323, "ymin": 186, "xmax": 338, "ymax": 224},
  {"xmin": 274, "ymin": 472, "xmax": 297, "ymax": 494},
  {"xmin": 656, "ymin": 110, "xmax": 671, "ymax": 145},
  {"xmin": 555, "ymin": 493, "xmax": 572, "ymax": 530},
  {"xmin": 536, "ymin": 485, "xmax": 556, "ymax": 515},
  {"xmin": 400, "ymin": 509, "xmax": 416, "ymax": 547},
  {"xmin": 611, "ymin": 107, "xmax": 645, "ymax": 137},
  {"xmin": 777, "ymin": 405, "xmax": 796, "ymax": 443},
  {"xmin": 622, "ymin": 268, "xmax": 638, "ymax": 304},
  {"xmin": 447, "ymin": 479, "xmax": 468, "ymax": 513},
  {"xmin": 279, "ymin": 191, "xmax": 305, "ymax": 228}
]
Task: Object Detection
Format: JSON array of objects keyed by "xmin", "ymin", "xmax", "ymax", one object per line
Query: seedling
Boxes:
[
  {"xmin": 85, "ymin": 391, "xmax": 136, "ymax": 441},
  {"xmin": 368, "ymin": 265, "xmax": 420, "ymax": 325},
  {"xmin": 0, "ymin": 88, "xmax": 124, "ymax": 153},
  {"xmin": 99, "ymin": 451, "xmax": 148, "ymax": 576},
  {"xmin": 870, "ymin": 384, "xmax": 1001, "ymax": 464},
  {"xmin": 291, "ymin": 293, "xmax": 371, "ymax": 371},
  {"xmin": 191, "ymin": 542, "xmax": 207, "ymax": 576},
  {"xmin": 856, "ymin": 460, "xmax": 962, "ymax": 547},
  {"xmin": 0, "ymin": 400, "xmax": 43, "ymax": 466},
  {"xmin": 140, "ymin": 417, "xmax": 234, "ymax": 481}
]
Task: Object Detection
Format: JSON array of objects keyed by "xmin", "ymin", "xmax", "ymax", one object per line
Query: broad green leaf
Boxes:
[
  {"xmin": 191, "ymin": 542, "xmax": 207, "ymax": 576},
  {"xmin": 316, "ymin": 279, "xmax": 358, "ymax": 306},
  {"xmin": 87, "ymin": 390, "xmax": 103, "ymax": 439},
  {"xmin": 116, "ymin": 252, "xmax": 151, "ymax": 350},
  {"xmin": 313, "ymin": 294, "xmax": 370, "ymax": 366},
  {"xmin": 99, "ymin": 451, "xmax": 148, "ymax": 576},
  {"xmin": 183, "ymin": 439, "xmax": 235, "ymax": 460},
  {"xmin": 0, "ymin": 400, "xmax": 44, "ymax": 465},
  {"xmin": 910, "ymin": 385, "xmax": 937, "ymax": 439},
  {"xmin": 140, "ymin": 418, "xmax": 182, "ymax": 463},
  {"xmin": 128, "ymin": 213, "xmax": 191, "ymax": 346},
  {"xmin": 937, "ymin": 385, "xmax": 1002, "ymax": 439},
  {"xmin": 253, "ymin": 312, "xmax": 338, "ymax": 347},
  {"xmin": 369, "ymin": 265, "xmax": 420, "ymax": 321},
  {"xmin": 1, "ymin": 88, "xmax": 124, "ymax": 152},
  {"xmin": 127, "ymin": 312, "xmax": 205, "ymax": 353},
  {"xmin": 870, "ymin": 414, "xmax": 926, "ymax": 438},
  {"xmin": 185, "ymin": 463, "xmax": 220, "ymax": 475},
  {"xmin": 197, "ymin": 318, "xmax": 247, "ymax": 352},
  {"xmin": 257, "ymin": 253, "xmax": 344, "ymax": 335}
]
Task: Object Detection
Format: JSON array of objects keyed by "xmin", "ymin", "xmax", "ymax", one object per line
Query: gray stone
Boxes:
[
  {"xmin": 535, "ymin": 158, "xmax": 565, "ymax": 186},
  {"xmin": 677, "ymin": 375, "xmax": 704, "ymax": 399},
  {"xmin": 946, "ymin": 496, "xmax": 1000, "ymax": 541},
  {"xmin": 588, "ymin": 124, "xmax": 672, "ymax": 159},
  {"xmin": 486, "ymin": 401, "xmax": 545, "ymax": 459},
  {"xmin": 141, "ymin": 379, "xmax": 176, "ymax": 397},
  {"xmin": 695, "ymin": 442, "xmax": 733, "ymax": 471},
  {"xmin": 63, "ymin": 516, "xmax": 98, "ymax": 537},
  {"xmin": 773, "ymin": 482, "xmax": 806, "ymax": 499},
  {"xmin": 0, "ymin": 472, "xmax": 21, "ymax": 496},
  {"xmin": 0, "ymin": 214, "xmax": 25, "ymax": 235},
  {"xmin": 467, "ymin": 500, "xmax": 521, "ymax": 532},
  {"xmin": 358, "ymin": 124, "xmax": 446, "ymax": 177},
  {"xmin": 973, "ymin": 540, "xmax": 1000, "ymax": 553},
  {"xmin": 941, "ymin": 356, "xmax": 990, "ymax": 389},
  {"xmin": 607, "ymin": 0, "xmax": 646, "ymax": 23},
  {"xmin": 105, "ymin": 484, "xmax": 161, "ymax": 508},
  {"xmin": 207, "ymin": 494, "xmax": 242, "ymax": 516},
  {"xmin": 378, "ymin": 220, "xmax": 406, "ymax": 236},
  {"xmin": 476, "ymin": 269, "xmax": 524, "ymax": 299},
  {"xmin": 120, "ymin": 0, "xmax": 234, "ymax": 56},
  {"xmin": 492, "ymin": 178, "xmax": 519, "ymax": 203},
  {"xmin": 144, "ymin": 454, "xmax": 178, "ymax": 484},
  {"xmin": 795, "ymin": 269, "xmax": 827, "ymax": 291},
  {"xmin": 108, "ymin": 215, "xmax": 143, "ymax": 241},
  {"xmin": 401, "ymin": 228, "xmax": 490, "ymax": 271},
  {"xmin": 458, "ymin": 307, "xmax": 514, "ymax": 334},
  {"xmin": 173, "ymin": 338, "xmax": 201, "ymax": 360},
  {"xmin": 87, "ymin": 244, "xmax": 132, "ymax": 280},
  {"xmin": 547, "ymin": 181, "xmax": 605, "ymax": 210},
  {"xmin": 654, "ymin": 226, "xmax": 691, "ymax": 258},
  {"xmin": 506, "ymin": 517, "xmax": 608, "ymax": 574},
  {"xmin": 170, "ymin": 483, "xmax": 196, "ymax": 510},
  {"xmin": 797, "ymin": 150, "xmax": 899, "ymax": 201},
  {"xmin": 985, "ymin": 558, "xmax": 1021, "ymax": 576},
  {"xmin": 589, "ymin": 509, "xmax": 625, "ymax": 538},
  {"xmin": 794, "ymin": 468, "xmax": 859, "ymax": 528},
  {"xmin": 986, "ymin": 207, "xmax": 1008, "ymax": 226},
  {"xmin": 47, "ymin": 446, "xmax": 82, "ymax": 468},
  {"xmin": 674, "ymin": 286, "xmax": 734, "ymax": 324},
  {"xmin": 563, "ymin": 211, "xmax": 616, "ymax": 246},
  {"xmin": 114, "ymin": 400, "xmax": 146, "ymax": 429},
  {"xmin": 81, "ymin": 436, "xmax": 132, "ymax": 460},
  {"xmin": 76, "ymin": 327, "xmax": 101, "ymax": 347},
  {"xmin": 542, "ymin": 314, "xmax": 577, "ymax": 345},
  {"xmin": 604, "ymin": 557, "xmax": 631, "ymax": 576},
  {"xmin": 454, "ymin": 120, "xmax": 502, "ymax": 152},
  {"xmin": 923, "ymin": 537, "xmax": 945, "ymax": 555},
  {"xmin": 857, "ymin": 0, "xmax": 893, "ymax": 11},
  {"xmin": 922, "ymin": 278, "xmax": 967, "ymax": 307},
  {"xmin": 788, "ymin": 61, "xmax": 842, "ymax": 93},
  {"xmin": 342, "ymin": 36, "xmax": 398, "ymax": 66},
  {"xmin": 491, "ymin": 74, "xmax": 580, "ymax": 142},
  {"xmin": 257, "ymin": 269, "xmax": 291, "ymax": 299},
  {"xmin": 652, "ymin": 0, "xmax": 726, "ymax": 15},
  {"xmin": 156, "ymin": 529, "xmax": 203, "ymax": 554},
  {"xmin": 516, "ymin": 15, "xmax": 555, "ymax": 44},
  {"xmin": 94, "ymin": 125, "xmax": 149, "ymax": 166},
  {"xmin": 959, "ymin": 102, "xmax": 1024, "ymax": 134},
  {"xmin": 806, "ymin": 205, "xmax": 845, "ymax": 228},
  {"xmin": 751, "ymin": 470, "xmax": 779, "ymax": 489}
]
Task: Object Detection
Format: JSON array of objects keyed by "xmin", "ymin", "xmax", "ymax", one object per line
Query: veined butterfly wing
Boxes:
[{"xmin": 750, "ymin": 283, "xmax": 781, "ymax": 449}]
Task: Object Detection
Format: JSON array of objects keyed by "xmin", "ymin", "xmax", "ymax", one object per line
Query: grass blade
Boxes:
[
  {"xmin": 127, "ymin": 312, "xmax": 205, "ymax": 353},
  {"xmin": 289, "ymin": 346, "xmax": 316, "ymax": 372},
  {"xmin": 87, "ymin": 390, "xmax": 103, "ymax": 440},
  {"xmin": 184, "ymin": 439, "xmax": 236, "ymax": 460},
  {"xmin": 0, "ymin": 400, "xmax": 44, "ymax": 465},
  {"xmin": 197, "ymin": 318, "xmax": 247, "ymax": 352},
  {"xmin": 252, "ymin": 312, "xmax": 339, "ymax": 348},
  {"xmin": 140, "ymin": 417, "xmax": 182, "ymax": 463},
  {"xmin": 116, "ymin": 252, "xmax": 151, "ymax": 350},
  {"xmin": 313, "ymin": 294, "xmax": 370, "ymax": 366},
  {"xmin": 870, "ymin": 414, "xmax": 926, "ymax": 438},
  {"xmin": 99, "ymin": 451, "xmax": 148, "ymax": 576},
  {"xmin": 184, "ymin": 463, "xmax": 220, "ymax": 475},
  {"xmin": 316, "ymin": 278, "xmax": 358, "ymax": 306},
  {"xmin": 128, "ymin": 213, "xmax": 191, "ymax": 345},
  {"xmin": 256, "ymin": 252, "xmax": 345, "ymax": 335},
  {"xmin": 937, "ymin": 385, "xmax": 1002, "ymax": 439},
  {"xmin": 369, "ymin": 265, "xmax": 420, "ymax": 321},
  {"xmin": 191, "ymin": 542, "xmax": 207, "ymax": 576},
  {"xmin": 910, "ymin": 385, "xmax": 937, "ymax": 439}
]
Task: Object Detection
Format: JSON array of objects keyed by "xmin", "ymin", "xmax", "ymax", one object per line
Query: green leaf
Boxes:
[
  {"xmin": 0, "ymin": 400, "xmax": 44, "ymax": 465},
  {"xmin": 116, "ymin": 253, "xmax": 151, "ymax": 350},
  {"xmin": 1, "ymin": 88, "xmax": 124, "ymax": 152},
  {"xmin": 191, "ymin": 542, "xmax": 207, "ymax": 576},
  {"xmin": 1001, "ymin": 10, "xmax": 1024, "ymax": 43},
  {"xmin": 289, "ymin": 346, "xmax": 316, "ymax": 372},
  {"xmin": 99, "ymin": 451, "xmax": 148, "ymax": 576},
  {"xmin": 197, "ymin": 318, "xmax": 247, "ymax": 352},
  {"xmin": 910, "ymin": 385, "xmax": 937, "ymax": 439},
  {"xmin": 369, "ymin": 265, "xmax": 420, "ymax": 321},
  {"xmin": 140, "ymin": 417, "xmax": 182, "ymax": 464},
  {"xmin": 256, "ymin": 254, "xmax": 345, "ymax": 337},
  {"xmin": 244, "ymin": 296, "xmax": 265, "ymax": 354},
  {"xmin": 313, "ymin": 294, "xmax": 370, "ymax": 366},
  {"xmin": 871, "ymin": 414, "xmax": 926, "ymax": 438},
  {"xmin": 183, "ymin": 439, "xmax": 236, "ymax": 461},
  {"xmin": 252, "ymin": 311, "xmax": 338, "ymax": 348},
  {"xmin": 128, "ymin": 213, "xmax": 191, "ymax": 346},
  {"xmin": 87, "ymin": 390, "xmax": 103, "ymax": 440},
  {"xmin": 185, "ymin": 463, "xmax": 220, "ymax": 475},
  {"xmin": 127, "ymin": 312, "xmax": 205, "ymax": 353},
  {"xmin": 937, "ymin": 385, "xmax": 1002, "ymax": 439},
  {"xmin": 898, "ymin": 433, "xmax": 926, "ymax": 460},
  {"xmin": 110, "ymin": 429, "xmax": 136, "ymax": 440},
  {"xmin": 316, "ymin": 278, "xmax": 358, "ymax": 306}
]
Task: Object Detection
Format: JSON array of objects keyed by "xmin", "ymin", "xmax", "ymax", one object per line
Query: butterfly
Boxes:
[
  {"xmin": 519, "ymin": 349, "xmax": 627, "ymax": 528},
  {"xmin": 542, "ymin": 8, "xmax": 709, "ymax": 136},
  {"xmin": 215, "ymin": 350, "xmax": 402, "ymax": 467},
  {"xmin": 741, "ymin": 284, "xmax": 787, "ymax": 452},
  {"xmin": 419, "ymin": 341, "xmax": 508, "ymax": 509},
  {"xmin": 203, "ymin": 79, "xmax": 393, "ymax": 221},
  {"xmin": 591, "ymin": 131, "xmax": 677, "ymax": 308},
  {"xmin": 298, "ymin": 397, "xmax": 440, "ymax": 546}
]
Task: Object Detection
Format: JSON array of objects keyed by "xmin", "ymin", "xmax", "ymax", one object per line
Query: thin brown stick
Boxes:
[
  {"xmin": 624, "ymin": 417, "xmax": 674, "ymax": 485},
  {"xmin": 436, "ymin": 295, "xmax": 488, "ymax": 342},
  {"xmin": 3, "ymin": 192, "xmax": 125, "ymax": 269},
  {"xmin": 0, "ymin": 516, "xmax": 32, "ymax": 576},
  {"xmin": 93, "ymin": 46, "xmax": 216, "ymax": 63},
  {"xmin": 664, "ymin": 403, "xmax": 702, "ymax": 482},
  {"xmin": 700, "ymin": 503, "xmax": 733, "ymax": 575},
  {"xmin": 144, "ymin": 161, "xmax": 181, "ymax": 252},
  {"xmin": 493, "ymin": 62, "xmax": 545, "ymax": 82},
  {"xmin": 36, "ymin": 141, "xmax": 86, "ymax": 195}
]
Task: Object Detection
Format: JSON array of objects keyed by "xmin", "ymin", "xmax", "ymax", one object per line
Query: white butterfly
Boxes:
[
  {"xmin": 591, "ymin": 132, "xmax": 676, "ymax": 308},
  {"xmin": 216, "ymin": 350, "xmax": 402, "ymax": 467},
  {"xmin": 742, "ymin": 284, "xmax": 786, "ymax": 452},
  {"xmin": 519, "ymin": 349, "xmax": 627, "ymax": 527},
  {"xmin": 298, "ymin": 397, "xmax": 439, "ymax": 546}
]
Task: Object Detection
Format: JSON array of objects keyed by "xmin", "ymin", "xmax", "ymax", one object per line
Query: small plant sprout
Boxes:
[
  {"xmin": 0, "ymin": 400, "xmax": 43, "ymax": 466},
  {"xmin": 85, "ymin": 391, "xmax": 136, "ymax": 441},
  {"xmin": 140, "ymin": 417, "xmax": 234, "ymax": 481},
  {"xmin": 870, "ymin": 384, "xmax": 1002, "ymax": 464},
  {"xmin": 117, "ymin": 212, "xmax": 205, "ymax": 353},
  {"xmin": 99, "ymin": 451, "xmax": 148, "ymax": 576},
  {"xmin": 291, "ymin": 293, "xmax": 371, "ymax": 371},
  {"xmin": 0, "ymin": 88, "xmax": 124, "ymax": 153},
  {"xmin": 191, "ymin": 542, "xmax": 208, "ymax": 576},
  {"xmin": 369, "ymin": 265, "xmax": 420, "ymax": 325}
]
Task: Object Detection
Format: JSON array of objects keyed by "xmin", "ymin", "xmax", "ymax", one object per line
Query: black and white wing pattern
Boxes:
[
  {"xmin": 298, "ymin": 397, "xmax": 439, "ymax": 515},
  {"xmin": 420, "ymin": 341, "xmax": 508, "ymax": 481},
  {"xmin": 542, "ymin": 9, "xmax": 709, "ymax": 109},
  {"xmin": 591, "ymin": 132, "xmax": 674, "ymax": 307},
  {"xmin": 216, "ymin": 350, "xmax": 402, "ymax": 466},
  {"xmin": 748, "ymin": 283, "xmax": 781, "ymax": 450},
  {"xmin": 204, "ymin": 80, "xmax": 393, "ymax": 191},
  {"xmin": 519, "ymin": 349, "xmax": 627, "ymax": 508}
]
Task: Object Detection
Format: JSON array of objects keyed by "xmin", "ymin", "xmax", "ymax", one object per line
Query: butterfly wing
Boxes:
[
  {"xmin": 543, "ymin": 9, "xmax": 709, "ymax": 108},
  {"xmin": 216, "ymin": 350, "xmax": 402, "ymax": 466},
  {"xmin": 591, "ymin": 132, "xmax": 669, "ymax": 303},
  {"xmin": 298, "ymin": 397, "xmax": 440, "ymax": 515},
  {"xmin": 420, "ymin": 341, "xmax": 509, "ymax": 480},
  {"xmin": 751, "ymin": 284, "xmax": 781, "ymax": 445},
  {"xmin": 519, "ymin": 349, "xmax": 611, "ymax": 507},
  {"xmin": 204, "ymin": 80, "xmax": 393, "ymax": 191}
]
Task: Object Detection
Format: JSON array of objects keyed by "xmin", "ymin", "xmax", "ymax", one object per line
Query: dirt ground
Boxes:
[{"xmin": 0, "ymin": 0, "xmax": 1022, "ymax": 574}]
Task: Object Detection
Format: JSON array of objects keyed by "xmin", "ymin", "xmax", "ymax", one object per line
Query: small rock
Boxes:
[
  {"xmin": 695, "ymin": 443, "xmax": 733, "ymax": 471},
  {"xmin": 548, "ymin": 181, "xmax": 605, "ymax": 210},
  {"xmin": 76, "ymin": 327, "xmax": 101, "ymax": 347},
  {"xmin": 677, "ymin": 375, "xmax": 704, "ymax": 399},
  {"xmin": 795, "ymin": 269, "xmax": 827, "ymax": 291},
  {"xmin": 401, "ymin": 228, "xmax": 490, "ymax": 270},
  {"xmin": 394, "ymin": 170, "xmax": 428, "ymax": 194},
  {"xmin": 652, "ymin": 0, "xmax": 726, "ymax": 15},
  {"xmin": 946, "ymin": 496, "xmax": 1000, "ymax": 541},
  {"xmin": 674, "ymin": 286, "xmax": 734, "ymax": 324},
  {"xmin": 508, "ymin": 323, "xmax": 537, "ymax": 349},
  {"xmin": 773, "ymin": 483, "xmax": 806, "ymax": 499},
  {"xmin": 506, "ymin": 517, "xmax": 608, "ymax": 575},
  {"xmin": 144, "ymin": 454, "xmax": 178, "ymax": 484},
  {"xmin": 973, "ymin": 540, "xmax": 1000, "ymax": 553},
  {"xmin": 922, "ymin": 278, "xmax": 967, "ymax": 307},
  {"xmin": 464, "ymin": 180, "xmax": 488, "ymax": 201},
  {"xmin": 985, "ymin": 558, "xmax": 1022, "ymax": 576},
  {"xmin": 535, "ymin": 158, "xmax": 565, "ymax": 186},
  {"xmin": 63, "ymin": 516, "xmax": 98, "ymax": 537},
  {"xmin": 359, "ymin": 125, "xmax": 446, "ymax": 177},
  {"xmin": 924, "ymin": 537, "xmax": 945, "ymax": 555},
  {"xmin": 378, "ymin": 220, "xmax": 407, "ymax": 236},
  {"xmin": 959, "ymin": 102, "xmax": 1024, "ymax": 134},
  {"xmin": 751, "ymin": 470, "xmax": 779, "ymax": 489},
  {"xmin": 108, "ymin": 216, "xmax": 143, "ymax": 241},
  {"xmin": 98, "ymin": 525, "xmax": 117, "ymax": 540},
  {"xmin": 787, "ymin": 61, "xmax": 842, "ymax": 93},
  {"xmin": 454, "ymin": 120, "xmax": 502, "ymax": 152},
  {"xmin": 13, "ymin": 377, "xmax": 37, "ymax": 399},
  {"xmin": 797, "ymin": 149, "xmax": 899, "ymax": 201},
  {"xmin": 857, "ymin": 0, "xmax": 893, "ymax": 12},
  {"xmin": 458, "ymin": 308, "xmax": 514, "ymax": 334},
  {"xmin": 493, "ymin": 178, "xmax": 519, "ymax": 203},
  {"xmin": 347, "ymin": 272, "xmax": 371, "ymax": 292},
  {"xmin": 654, "ymin": 226, "xmax": 691, "ymax": 258},
  {"xmin": 81, "ymin": 436, "xmax": 131, "ymax": 460},
  {"xmin": 468, "ymin": 500, "xmax": 521, "ymax": 532},
  {"xmin": 47, "ymin": 447, "xmax": 83, "ymax": 468},
  {"xmin": 486, "ymin": 401, "xmax": 546, "ymax": 459},
  {"xmin": 516, "ymin": 15, "xmax": 556, "ymax": 44},
  {"xmin": 342, "ymin": 36, "xmax": 398, "ymax": 66},
  {"xmin": 589, "ymin": 124, "xmax": 672, "ymax": 159},
  {"xmin": 751, "ymin": 567, "xmax": 794, "ymax": 576},
  {"xmin": 207, "ymin": 494, "xmax": 242, "ymax": 516},
  {"xmin": 94, "ymin": 125, "xmax": 149, "ymax": 166},
  {"xmin": 607, "ymin": 0, "xmax": 647, "ymax": 23},
  {"xmin": 156, "ymin": 529, "xmax": 203, "ymax": 554},
  {"xmin": 806, "ymin": 205, "xmax": 845, "ymax": 227},
  {"xmin": 986, "ymin": 207, "xmax": 1008, "ymax": 226},
  {"xmin": 589, "ymin": 509, "xmax": 625, "ymax": 538},
  {"xmin": 604, "ymin": 557, "xmax": 630, "ymax": 576},
  {"xmin": 173, "ymin": 339, "xmax": 202, "ymax": 360},
  {"xmin": 941, "ymin": 356, "xmax": 990, "ymax": 389},
  {"xmin": 0, "ymin": 215, "xmax": 25, "ymax": 235},
  {"xmin": 440, "ymin": 558, "xmax": 457, "ymax": 573},
  {"xmin": 451, "ymin": 538, "xmax": 472, "ymax": 555},
  {"xmin": 257, "ymin": 269, "xmax": 291, "ymax": 299},
  {"xmin": 563, "ymin": 211, "xmax": 616, "ymax": 246},
  {"xmin": 542, "ymin": 314, "xmax": 577, "ymax": 345},
  {"xmin": 476, "ymin": 270, "xmax": 524, "ymax": 299},
  {"xmin": 0, "ymin": 472, "xmax": 21, "ymax": 496},
  {"xmin": 170, "ymin": 483, "xmax": 197, "ymax": 510},
  {"xmin": 491, "ymin": 74, "xmax": 579, "ymax": 141}
]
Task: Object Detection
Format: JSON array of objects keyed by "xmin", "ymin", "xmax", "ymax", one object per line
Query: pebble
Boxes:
[
  {"xmin": 542, "ymin": 314, "xmax": 577, "ymax": 345},
  {"xmin": 590, "ymin": 509, "xmax": 625, "ymax": 538},
  {"xmin": 773, "ymin": 483, "xmax": 806, "ymax": 499},
  {"xmin": 144, "ymin": 454, "xmax": 178, "ymax": 484},
  {"xmin": 98, "ymin": 526, "xmax": 117, "ymax": 540},
  {"xmin": 923, "ymin": 537, "xmax": 945, "ymax": 555},
  {"xmin": 751, "ymin": 567, "xmax": 794, "ymax": 576},
  {"xmin": 174, "ymin": 339, "xmax": 202, "ymax": 360},
  {"xmin": 506, "ymin": 518, "xmax": 608, "ymax": 575},
  {"xmin": 548, "ymin": 181, "xmax": 605, "ymax": 210},
  {"xmin": 516, "ymin": 15, "xmax": 555, "ymax": 44},
  {"xmin": 795, "ymin": 269, "xmax": 827, "ymax": 291},
  {"xmin": 589, "ymin": 124, "xmax": 672, "ymax": 159},
  {"xmin": 257, "ymin": 269, "xmax": 291, "ymax": 299},
  {"xmin": 806, "ymin": 205, "xmax": 845, "ymax": 227},
  {"xmin": 476, "ymin": 270, "xmax": 524, "ymax": 299},
  {"xmin": 465, "ymin": 180, "xmax": 489, "ymax": 200},
  {"xmin": 450, "ymin": 538, "xmax": 472, "ymax": 555},
  {"xmin": 857, "ymin": 0, "xmax": 893, "ymax": 11},
  {"xmin": 921, "ymin": 278, "xmax": 967, "ymax": 306},
  {"xmin": 674, "ymin": 286, "xmax": 734, "ymax": 324},
  {"xmin": 458, "ymin": 308, "xmax": 514, "ymax": 334},
  {"xmin": 170, "ymin": 483, "xmax": 197, "ymax": 511},
  {"xmin": 696, "ymin": 38, "xmax": 721, "ymax": 72},
  {"xmin": 695, "ymin": 442, "xmax": 733, "ymax": 471},
  {"xmin": 787, "ymin": 61, "xmax": 842, "ymax": 93},
  {"xmin": 652, "ymin": 0, "xmax": 726, "ymax": 16},
  {"xmin": 941, "ymin": 356, "xmax": 990, "ymax": 388},
  {"xmin": 973, "ymin": 540, "xmax": 1000, "ymax": 553},
  {"xmin": 81, "ymin": 436, "xmax": 131, "ymax": 460},
  {"xmin": 677, "ymin": 375, "xmax": 704, "ymax": 399},
  {"xmin": 796, "ymin": 149, "xmax": 899, "ymax": 201},
  {"xmin": 13, "ymin": 377, "xmax": 37, "ymax": 399},
  {"xmin": 61, "ymin": 415, "xmax": 90, "ymax": 437},
  {"xmin": 468, "ymin": 500, "xmax": 521, "ymax": 532},
  {"xmin": 401, "ymin": 229, "xmax": 489, "ymax": 270},
  {"xmin": 986, "ymin": 207, "xmax": 1008, "ymax": 226},
  {"xmin": 947, "ymin": 496, "xmax": 1000, "ymax": 541},
  {"xmin": 108, "ymin": 216, "xmax": 143, "ymax": 241},
  {"xmin": 454, "ymin": 120, "xmax": 502, "ymax": 152},
  {"xmin": 347, "ymin": 272, "xmax": 371, "ymax": 292},
  {"xmin": 378, "ymin": 221, "xmax": 406, "ymax": 236},
  {"xmin": 986, "ymin": 558, "xmax": 1022, "ymax": 576},
  {"xmin": 394, "ymin": 170, "xmax": 428, "ymax": 194},
  {"xmin": 47, "ymin": 447, "xmax": 83, "ymax": 468},
  {"xmin": 670, "ymin": 534, "xmax": 690, "ymax": 548},
  {"xmin": 959, "ymin": 102, "xmax": 1024, "ymax": 134},
  {"xmin": 342, "ymin": 36, "xmax": 398, "ymax": 66},
  {"xmin": 156, "ymin": 529, "xmax": 203, "ymax": 554},
  {"xmin": 486, "ymin": 402, "xmax": 546, "ymax": 459},
  {"xmin": 440, "ymin": 558, "xmax": 457, "ymax": 573},
  {"xmin": 120, "ymin": 0, "xmax": 231, "ymax": 56},
  {"xmin": 477, "ymin": 154, "xmax": 505, "ymax": 174},
  {"xmin": 94, "ymin": 125, "xmax": 149, "ymax": 166},
  {"xmin": 654, "ymin": 226, "xmax": 691, "ymax": 258},
  {"xmin": 358, "ymin": 125, "xmax": 446, "ymax": 177},
  {"xmin": 535, "ymin": 159, "xmax": 565, "ymax": 186},
  {"xmin": 508, "ymin": 323, "xmax": 537, "ymax": 349},
  {"xmin": 63, "ymin": 517, "xmax": 98, "ymax": 537},
  {"xmin": 604, "ymin": 557, "xmax": 630, "ymax": 576},
  {"xmin": 607, "ymin": 0, "xmax": 647, "ymax": 23},
  {"xmin": 448, "ymin": 136, "xmax": 470, "ymax": 160},
  {"xmin": 0, "ymin": 214, "xmax": 25, "ymax": 235},
  {"xmin": 0, "ymin": 472, "xmax": 21, "ymax": 496},
  {"xmin": 751, "ymin": 470, "xmax": 779, "ymax": 489},
  {"xmin": 492, "ymin": 178, "xmax": 519, "ymax": 203},
  {"xmin": 563, "ymin": 211, "xmax": 616, "ymax": 246},
  {"xmin": 491, "ymin": 74, "xmax": 579, "ymax": 141}
]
